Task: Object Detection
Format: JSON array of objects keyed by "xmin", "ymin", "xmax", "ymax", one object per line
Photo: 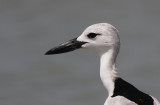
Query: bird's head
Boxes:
[{"xmin": 45, "ymin": 23, "xmax": 120, "ymax": 55}]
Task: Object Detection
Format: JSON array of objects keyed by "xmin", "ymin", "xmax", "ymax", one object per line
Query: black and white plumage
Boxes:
[{"xmin": 45, "ymin": 23, "xmax": 160, "ymax": 105}]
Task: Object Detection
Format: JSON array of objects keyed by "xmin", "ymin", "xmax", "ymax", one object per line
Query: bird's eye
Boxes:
[{"xmin": 87, "ymin": 33, "xmax": 101, "ymax": 39}]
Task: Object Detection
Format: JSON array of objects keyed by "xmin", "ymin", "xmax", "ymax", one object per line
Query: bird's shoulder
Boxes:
[{"xmin": 111, "ymin": 77, "xmax": 154, "ymax": 105}]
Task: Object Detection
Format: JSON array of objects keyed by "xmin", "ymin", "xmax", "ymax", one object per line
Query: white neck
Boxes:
[{"xmin": 99, "ymin": 47, "xmax": 118, "ymax": 96}]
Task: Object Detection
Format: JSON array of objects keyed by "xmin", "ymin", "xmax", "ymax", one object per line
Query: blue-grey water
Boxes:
[{"xmin": 0, "ymin": 0, "xmax": 160, "ymax": 105}]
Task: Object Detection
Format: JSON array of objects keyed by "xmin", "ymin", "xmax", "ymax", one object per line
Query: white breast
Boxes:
[
  {"xmin": 105, "ymin": 96, "xmax": 137, "ymax": 105},
  {"xmin": 104, "ymin": 96, "xmax": 160, "ymax": 105}
]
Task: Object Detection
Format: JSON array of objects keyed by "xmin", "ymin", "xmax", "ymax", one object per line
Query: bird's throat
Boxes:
[{"xmin": 99, "ymin": 48, "xmax": 118, "ymax": 96}]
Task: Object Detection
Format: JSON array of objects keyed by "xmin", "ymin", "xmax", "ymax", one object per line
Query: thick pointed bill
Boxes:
[{"xmin": 45, "ymin": 38, "xmax": 87, "ymax": 55}]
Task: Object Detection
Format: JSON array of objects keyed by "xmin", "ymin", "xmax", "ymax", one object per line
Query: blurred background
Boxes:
[{"xmin": 0, "ymin": 0, "xmax": 160, "ymax": 105}]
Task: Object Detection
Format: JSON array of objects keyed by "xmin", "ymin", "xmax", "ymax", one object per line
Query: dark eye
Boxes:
[{"xmin": 87, "ymin": 33, "xmax": 100, "ymax": 39}]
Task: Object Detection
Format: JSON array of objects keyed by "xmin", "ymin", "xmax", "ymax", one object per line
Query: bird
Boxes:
[{"xmin": 45, "ymin": 23, "xmax": 160, "ymax": 105}]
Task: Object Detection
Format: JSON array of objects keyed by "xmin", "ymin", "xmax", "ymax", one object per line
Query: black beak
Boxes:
[{"xmin": 45, "ymin": 38, "xmax": 87, "ymax": 55}]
